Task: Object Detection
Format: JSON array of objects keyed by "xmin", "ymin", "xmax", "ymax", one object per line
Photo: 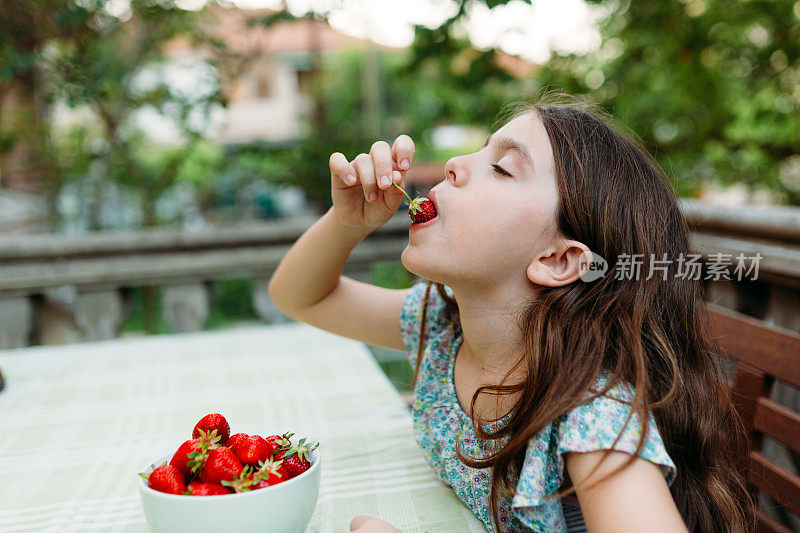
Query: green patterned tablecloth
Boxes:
[{"xmin": 0, "ymin": 323, "xmax": 486, "ymax": 532}]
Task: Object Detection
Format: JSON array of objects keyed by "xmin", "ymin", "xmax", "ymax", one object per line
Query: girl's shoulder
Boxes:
[
  {"xmin": 510, "ymin": 371, "xmax": 678, "ymax": 531},
  {"xmin": 399, "ymin": 280, "xmax": 458, "ymax": 368},
  {"xmin": 556, "ymin": 372, "xmax": 677, "ymax": 484}
]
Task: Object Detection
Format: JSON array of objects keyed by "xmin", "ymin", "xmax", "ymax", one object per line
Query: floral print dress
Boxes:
[{"xmin": 399, "ymin": 281, "xmax": 677, "ymax": 532}]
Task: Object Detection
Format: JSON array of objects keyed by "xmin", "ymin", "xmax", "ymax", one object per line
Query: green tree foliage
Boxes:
[
  {"xmin": 0, "ymin": 0, "xmax": 97, "ymax": 221},
  {"xmin": 46, "ymin": 0, "xmax": 226, "ymax": 227},
  {"xmin": 535, "ymin": 0, "xmax": 800, "ymax": 203},
  {"xmin": 396, "ymin": 1, "xmax": 532, "ymax": 128},
  {"xmin": 1, "ymin": 0, "xmax": 236, "ymax": 228}
]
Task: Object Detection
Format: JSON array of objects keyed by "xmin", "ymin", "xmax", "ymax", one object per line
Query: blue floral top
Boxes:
[{"xmin": 399, "ymin": 281, "xmax": 677, "ymax": 532}]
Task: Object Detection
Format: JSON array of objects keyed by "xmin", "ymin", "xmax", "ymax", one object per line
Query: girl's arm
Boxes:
[
  {"xmin": 268, "ymin": 136, "xmax": 416, "ymax": 351},
  {"xmin": 565, "ymin": 450, "xmax": 688, "ymax": 532},
  {"xmin": 268, "ymin": 206, "xmax": 372, "ymax": 316},
  {"xmin": 267, "ymin": 207, "xmax": 410, "ymax": 351}
]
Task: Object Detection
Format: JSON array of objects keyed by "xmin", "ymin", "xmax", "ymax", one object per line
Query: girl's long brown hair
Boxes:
[{"xmin": 409, "ymin": 92, "xmax": 755, "ymax": 532}]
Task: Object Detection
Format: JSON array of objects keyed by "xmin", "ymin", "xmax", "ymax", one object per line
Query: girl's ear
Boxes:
[{"xmin": 527, "ymin": 241, "xmax": 593, "ymax": 287}]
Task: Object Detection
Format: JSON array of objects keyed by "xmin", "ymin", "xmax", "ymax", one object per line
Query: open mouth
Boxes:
[{"xmin": 410, "ymin": 214, "xmax": 439, "ymax": 230}]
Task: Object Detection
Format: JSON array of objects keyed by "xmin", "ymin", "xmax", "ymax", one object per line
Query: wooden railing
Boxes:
[{"xmin": 707, "ymin": 303, "xmax": 800, "ymax": 532}]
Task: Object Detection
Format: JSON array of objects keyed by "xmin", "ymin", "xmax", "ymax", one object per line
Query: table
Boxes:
[{"xmin": 0, "ymin": 323, "xmax": 487, "ymax": 532}]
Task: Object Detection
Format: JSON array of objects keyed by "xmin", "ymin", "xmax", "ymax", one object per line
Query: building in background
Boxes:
[
  {"xmin": 160, "ymin": 5, "xmax": 401, "ymax": 145},
  {"xmin": 162, "ymin": 4, "xmax": 538, "ymax": 146}
]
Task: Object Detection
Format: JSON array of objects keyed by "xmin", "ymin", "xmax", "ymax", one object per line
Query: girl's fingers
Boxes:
[
  {"xmin": 370, "ymin": 140, "xmax": 394, "ymax": 193},
  {"xmin": 329, "ymin": 152, "xmax": 356, "ymax": 187},
  {"xmin": 352, "ymin": 153, "xmax": 378, "ymax": 202},
  {"xmin": 391, "ymin": 134, "xmax": 415, "ymax": 172}
]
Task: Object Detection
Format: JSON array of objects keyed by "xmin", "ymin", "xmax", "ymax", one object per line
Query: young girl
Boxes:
[{"xmin": 268, "ymin": 93, "xmax": 755, "ymax": 532}]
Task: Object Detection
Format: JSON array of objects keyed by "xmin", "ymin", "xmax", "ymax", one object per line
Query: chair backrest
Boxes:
[{"xmin": 706, "ymin": 302, "xmax": 800, "ymax": 533}]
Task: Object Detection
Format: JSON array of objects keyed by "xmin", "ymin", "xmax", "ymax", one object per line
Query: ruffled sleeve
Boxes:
[
  {"xmin": 510, "ymin": 375, "xmax": 678, "ymax": 532},
  {"xmin": 399, "ymin": 280, "xmax": 455, "ymax": 368}
]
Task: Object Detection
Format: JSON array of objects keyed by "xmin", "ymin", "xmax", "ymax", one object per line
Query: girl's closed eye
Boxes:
[{"xmin": 491, "ymin": 163, "xmax": 512, "ymax": 177}]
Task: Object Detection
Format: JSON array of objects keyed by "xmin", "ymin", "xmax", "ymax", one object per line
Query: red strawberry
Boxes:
[
  {"xmin": 221, "ymin": 465, "xmax": 256, "ymax": 493},
  {"xmin": 232, "ymin": 435, "xmax": 270, "ymax": 465},
  {"xmin": 227, "ymin": 432, "xmax": 248, "ymax": 450},
  {"xmin": 140, "ymin": 463, "xmax": 185, "ymax": 495},
  {"xmin": 249, "ymin": 458, "xmax": 286, "ymax": 489},
  {"xmin": 407, "ymin": 197, "xmax": 436, "ymax": 223},
  {"xmin": 185, "ymin": 481, "xmax": 232, "ymax": 496},
  {"xmin": 170, "ymin": 438, "xmax": 203, "ymax": 477},
  {"xmin": 393, "ymin": 184, "xmax": 437, "ymax": 223},
  {"xmin": 264, "ymin": 432, "xmax": 293, "ymax": 457},
  {"xmin": 200, "ymin": 446, "xmax": 243, "ymax": 484},
  {"xmin": 193, "ymin": 413, "xmax": 230, "ymax": 445},
  {"xmin": 274, "ymin": 437, "xmax": 318, "ymax": 479},
  {"xmin": 174, "ymin": 429, "xmax": 222, "ymax": 480}
]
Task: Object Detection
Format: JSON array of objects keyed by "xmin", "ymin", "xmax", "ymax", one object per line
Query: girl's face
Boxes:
[{"xmin": 402, "ymin": 111, "xmax": 563, "ymax": 290}]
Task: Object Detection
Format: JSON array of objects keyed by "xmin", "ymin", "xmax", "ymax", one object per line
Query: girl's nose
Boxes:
[{"xmin": 444, "ymin": 156, "xmax": 464, "ymax": 185}]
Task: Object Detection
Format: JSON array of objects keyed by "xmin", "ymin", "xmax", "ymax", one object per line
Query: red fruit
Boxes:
[
  {"xmin": 221, "ymin": 465, "xmax": 257, "ymax": 493},
  {"xmin": 173, "ymin": 430, "xmax": 222, "ymax": 480},
  {"xmin": 200, "ymin": 446, "xmax": 243, "ymax": 484},
  {"xmin": 264, "ymin": 432, "xmax": 293, "ymax": 457},
  {"xmin": 140, "ymin": 463, "xmax": 185, "ymax": 495},
  {"xmin": 406, "ymin": 196, "xmax": 436, "ymax": 224},
  {"xmin": 185, "ymin": 481, "xmax": 232, "ymax": 496},
  {"xmin": 274, "ymin": 437, "xmax": 318, "ymax": 479},
  {"xmin": 249, "ymin": 458, "xmax": 286, "ymax": 489},
  {"xmin": 227, "ymin": 432, "xmax": 248, "ymax": 450},
  {"xmin": 170, "ymin": 438, "xmax": 203, "ymax": 477},
  {"xmin": 232, "ymin": 435, "xmax": 270, "ymax": 465},
  {"xmin": 193, "ymin": 413, "xmax": 230, "ymax": 445}
]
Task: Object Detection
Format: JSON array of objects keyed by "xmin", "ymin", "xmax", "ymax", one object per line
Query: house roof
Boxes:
[
  {"xmin": 163, "ymin": 5, "xmax": 538, "ymax": 78},
  {"xmin": 163, "ymin": 5, "xmax": 400, "ymax": 59}
]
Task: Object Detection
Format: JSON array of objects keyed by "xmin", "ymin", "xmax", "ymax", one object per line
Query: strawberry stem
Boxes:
[{"xmin": 391, "ymin": 181, "xmax": 414, "ymax": 204}]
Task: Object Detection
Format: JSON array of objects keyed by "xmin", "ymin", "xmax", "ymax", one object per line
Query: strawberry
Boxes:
[
  {"xmin": 264, "ymin": 432, "xmax": 293, "ymax": 457},
  {"xmin": 273, "ymin": 437, "xmax": 318, "ymax": 479},
  {"xmin": 407, "ymin": 197, "xmax": 437, "ymax": 223},
  {"xmin": 392, "ymin": 183, "xmax": 437, "ymax": 223},
  {"xmin": 221, "ymin": 465, "xmax": 256, "ymax": 493},
  {"xmin": 227, "ymin": 432, "xmax": 248, "ymax": 450},
  {"xmin": 139, "ymin": 463, "xmax": 185, "ymax": 495},
  {"xmin": 200, "ymin": 446, "xmax": 243, "ymax": 484},
  {"xmin": 193, "ymin": 413, "xmax": 230, "ymax": 445},
  {"xmin": 170, "ymin": 438, "xmax": 203, "ymax": 477},
  {"xmin": 185, "ymin": 481, "xmax": 232, "ymax": 496},
  {"xmin": 181, "ymin": 428, "xmax": 223, "ymax": 480},
  {"xmin": 232, "ymin": 435, "xmax": 270, "ymax": 465},
  {"xmin": 249, "ymin": 457, "xmax": 286, "ymax": 489}
]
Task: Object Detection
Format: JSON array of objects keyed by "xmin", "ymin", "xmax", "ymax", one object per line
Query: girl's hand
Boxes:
[
  {"xmin": 329, "ymin": 135, "xmax": 415, "ymax": 231},
  {"xmin": 335, "ymin": 514, "xmax": 402, "ymax": 533}
]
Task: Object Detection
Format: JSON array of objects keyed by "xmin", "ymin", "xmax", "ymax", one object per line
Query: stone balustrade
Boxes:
[{"xmin": 0, "ymin": 212, "xmax": 411, "ymax": 347}]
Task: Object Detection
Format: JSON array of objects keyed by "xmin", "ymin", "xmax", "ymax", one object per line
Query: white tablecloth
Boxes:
[{"xmin": 0, "ymin": 323, "xmax": 486, "ymax": 532}]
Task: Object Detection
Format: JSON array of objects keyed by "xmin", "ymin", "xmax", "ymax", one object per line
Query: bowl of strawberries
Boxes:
[{"xmin": 137, "ymin": 413, "xmax": 321, "ymax": 533}]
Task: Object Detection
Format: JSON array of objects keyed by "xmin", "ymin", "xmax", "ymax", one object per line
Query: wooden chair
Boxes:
[{"xmin": 707, "ymin": 302, "xmax": 800, "ymax": 533}]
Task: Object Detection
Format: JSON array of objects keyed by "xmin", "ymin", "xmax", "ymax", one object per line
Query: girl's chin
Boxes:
[{"xmin": 400, "ymin": 249, "xmax": 440, "ymax": 278}]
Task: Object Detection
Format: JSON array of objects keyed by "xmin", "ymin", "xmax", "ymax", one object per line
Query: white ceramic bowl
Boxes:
[{"xmin": 137, "ymin": 444, "xmax": 321, "ymax": 533}]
